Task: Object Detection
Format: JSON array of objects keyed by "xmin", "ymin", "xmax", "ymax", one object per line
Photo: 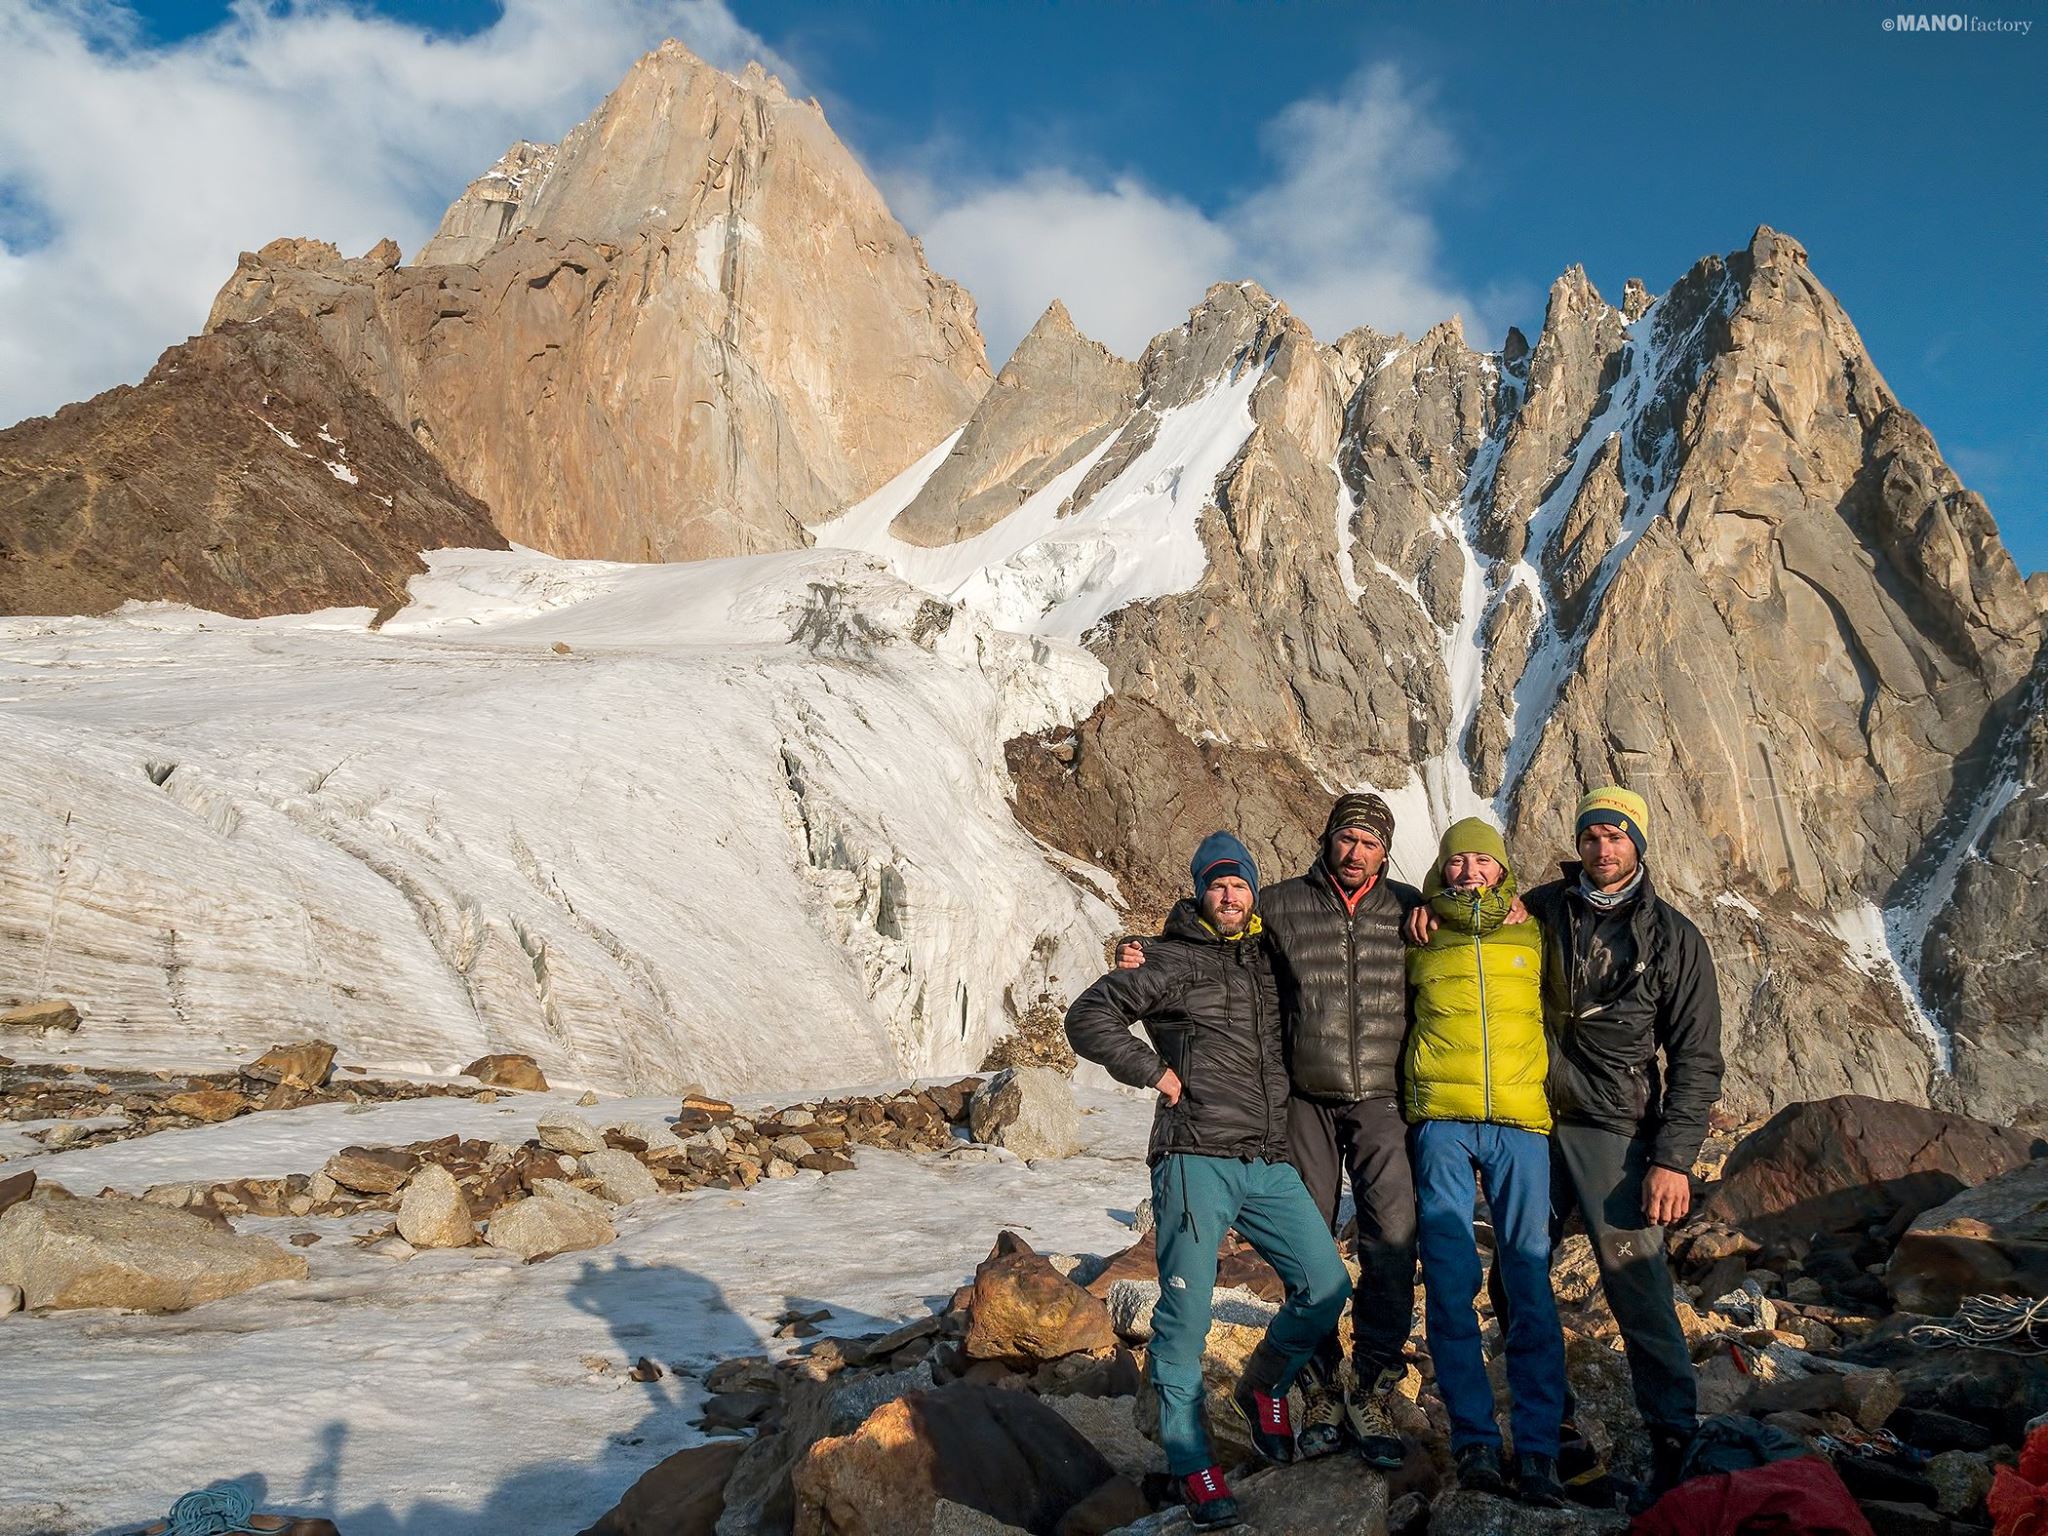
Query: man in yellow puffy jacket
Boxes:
[{"xmin": 1405, "ymin": 816, "xmax": 1566, "ymax": 1507}]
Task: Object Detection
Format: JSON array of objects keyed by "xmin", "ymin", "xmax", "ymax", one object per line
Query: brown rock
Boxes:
[
  {"xmin": 0, "ymin": 314, "xmax": 503, "ymax": 619},
  {"xmin": 790, "ymin": 1383, "xmax": 1123, "ymax": 1536},
  {"xmin": 0, "ymin": 1000, "xmax": 81, "ymax": 1034},
  {"xmin": 1698, "ymin": 1097, "xmax": 2047, "ymax": 1243},
  {"xmin": 242, "ymin": 1040, "xmax": 338, "ymax": 1089},
  {"xmin": 0, "ymin": 1194, "xmax": 306, "ymax": 1311},
  {"xmin": 462, "ymin": 1054, "xmax": 549, "ymax": 1092},
  {"xmin": 577, "ymin": 1439, "xmax": 745, "ymax": 1536},
  {"xmin": 964, "ymin": 1236, "xmax": 1117, "ymax": 1364},
  {"xmin": 1887, "ymin": 1156, "xmax": 2048, "ymax": 1315},
  {"xmin": 0, "ymin": 1170, "xmax": 36, "ymax": 1217},
  {"xmin": 322, "ymin": 1146, "xmax": 419, "ymax": 1196},
  {"xmin": 163, "ymin": 1088, "xmax": 248, "ymax": 1124}
]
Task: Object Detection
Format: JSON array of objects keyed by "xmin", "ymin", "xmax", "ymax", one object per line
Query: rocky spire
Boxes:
[{"xmin": 208, "ymin": 38, "xmax": 992, "ymax": 563}]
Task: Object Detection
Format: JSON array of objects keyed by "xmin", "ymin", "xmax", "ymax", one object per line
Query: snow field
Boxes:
[{"xmin": 0, "ymin": 548, "xmax": 1117, "ymax": 1096}]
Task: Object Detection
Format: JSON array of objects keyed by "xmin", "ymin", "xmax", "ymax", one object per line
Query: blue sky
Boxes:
[{"xmin": 9, "ymin": 0, "xmax": 2043, "ymax": 571}]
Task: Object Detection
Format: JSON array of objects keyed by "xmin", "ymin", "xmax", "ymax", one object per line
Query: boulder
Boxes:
[
  {"xmin": 717, "ymin": 1362, "xmax": 940, "ymax": 1536},
  {"xmin": 396, "ymin": 1164, "xmax": 475, "ymax": 1249},
  {"xmin": 964, "ymin": 1235, "xmax": 1117, "ymax": 1364},
  {"xmin": 537, "ymin": 1111, "xmax": 608, "ymax": 1155},
  {"xmin": 1, "ymin": 1283, "xmax": 22, "ymax": 1316},
  {"xmin": 1214, "ymin": 1452, "xmax": 1395, "ymax": 1534},
  {"xmin": 1887, "ymin": 1157, "xmax": 2048, "ymax": 1315},
  {"xmin": 789, "ymin": 1383, "xmax": 1128, "ymax": 1536},
  {"xmin": 576, "ymin": 1439, "xmax": 745, "ymax": 1536},
  {"xmin": 463, "ymin": 1053, "xmax": 549, "ymax": 1092},
  {"xmin": 1697, "ymin": 1097, "xmax": 2047, "ymax": 1244},
  {"xmin": 968, "ymin": 1069, "xmax": 1080, "ymax": 1161},
  {"xmin": 0, "ymin": 999, "xmax": 81, "ymax": 1034},
  {"xmin": 486, "ymin": 1192, "xmax": 615, "ymax": 1261},
  {"xmin": 240, "ymin": 1040, "xmax": 338, "ymax": 1088},
  {"xmin": 164, "ymin": 1088, "xmax": 247, "ymax": 1123},
  {"xmin": 1428, "ymin": 1487, "xmax": 1628, "ymax": 1534},
  {"xmin": 1923, "ymin": 1450, "xmax": 1994, "ymax": 1518},
  {"xmin": 1040, "ymin": 1395, "xmax": 1165, "ymax": 1485},
  {"xmin": 0, "ymin": 1195, "xmax": 306, "ymax": 1311},
  {"xmin": 580, "ymin": 1149, "xmax": 662, "ymax": 1204},
  {"xmin": 322, "ymin": 1146, "xmax": 418, "ymax": 1195}
]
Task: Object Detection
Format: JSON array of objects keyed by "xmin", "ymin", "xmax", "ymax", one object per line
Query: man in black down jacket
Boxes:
[
  {"xmin": 1424, "ymin": 786, "xmax": 1724, "ymax": 1501},
  {"xmin": 1121, "ymin": 791, "xmax": 1423, "ymax": 1467},
  {"xmin": 1068, "ymin": 831, "xmax": 1352, "ymax": 1530}
]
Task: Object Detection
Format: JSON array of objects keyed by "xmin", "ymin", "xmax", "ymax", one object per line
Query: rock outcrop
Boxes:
[
  {"xmin": 208, "ymin": 41, "xmax": 990, "ymax": 565},
  {"xmin": 0, "ymin": 312, "xmax": 503, "ymax": 618},
  {"xmin": 997, "ymin": 230, "xmax": 2046, "ymax": 1128}
]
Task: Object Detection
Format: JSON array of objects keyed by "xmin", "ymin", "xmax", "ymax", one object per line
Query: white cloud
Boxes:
[
  {"xmin": 0, "ymin": 0, "xmax": 794, "ymax": 428},
  {"xmin": 895, "ymin": 64, "xmax": 1494, "ymax": 364}
]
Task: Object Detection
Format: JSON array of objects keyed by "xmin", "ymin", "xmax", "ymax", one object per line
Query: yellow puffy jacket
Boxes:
[{"xmin": 1403, "ymin": 844, "xmax": 1551, "ymax": 1134}]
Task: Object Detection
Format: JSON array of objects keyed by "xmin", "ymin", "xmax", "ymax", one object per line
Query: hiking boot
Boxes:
[
  {"xmin": 1556, "ymin": 1416, "xmax": 1618, "ymax": 1507},
  {"xmin": 1347, "ymin": 1364, "xmax": 1406, "ymax": 1471},
  {"xmin": 1631, "ymin": 1423, "xmax": 1695, "ymax": 1511},
  {"xmin": 1182, "ymin": 1466, "xmax": 1242, "ymax": 1529},
  {"xmin": 1229, "ymin": 1340, "xmax": 1299, "ymax": 1465},
  {"xmin": 1514, "ymin": 1452, "xmax": 1567, "ymax": 1508},
  {"xmin": 1295, "ymin": 1361, "xmax": 1346, "ymax": 1461},
  {"xmin": 1454, "ymin": 1442, "xmax": 1509, "ymax": 1496}
]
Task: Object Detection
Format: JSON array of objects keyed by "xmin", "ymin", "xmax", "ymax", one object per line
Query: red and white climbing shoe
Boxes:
[
  {"xmin": 1229, "ymin": 1377, "xmax": 1298, "ymax": 1465},
  {"xmin": 1182, "ymin": 1465, "xmax": 1242, "ymax": 1529}
]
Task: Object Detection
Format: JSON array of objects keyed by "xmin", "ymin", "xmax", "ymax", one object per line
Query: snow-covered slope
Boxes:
[
  {"xmin": 0, "ymin": 548, "xmax": 1115, "ymax": 1092},
  {"xmin": 813, "ymin": 361, "xmax": 1265, "ymax": 641}
]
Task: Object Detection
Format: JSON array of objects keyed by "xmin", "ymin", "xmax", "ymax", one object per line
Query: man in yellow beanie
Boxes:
[
  {"xmin": 1518, "ymin": 786, "xmax": 1724, "ymax": 1503},
  {"xmin": 1405, "ymin": 815, "xmax": 1566, "ymax": 1508}
]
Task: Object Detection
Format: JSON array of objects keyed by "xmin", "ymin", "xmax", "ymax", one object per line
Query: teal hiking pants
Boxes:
[{"xmin": 1149, "ymin": 1152, "xmax": 1353, "ymax": 1474}]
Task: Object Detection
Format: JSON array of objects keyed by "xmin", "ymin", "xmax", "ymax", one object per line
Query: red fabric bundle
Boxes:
[
  {"xmin": 1989, "ymin": 1423, "xmax": 2048, "ymax": 1536},
  {"xmin": 1630, "ymin": 1454, "xmax": 1876, "ymax": 1536}
]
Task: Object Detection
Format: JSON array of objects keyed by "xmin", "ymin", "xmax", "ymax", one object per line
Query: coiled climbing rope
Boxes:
[{"xmin": 1907, "ymin": 1293, "xmax": 2048, "ymax": 1355}]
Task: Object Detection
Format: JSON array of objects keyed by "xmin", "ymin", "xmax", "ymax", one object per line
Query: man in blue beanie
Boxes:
[{"xmin": 1067, "ymin": 831, "xmax": 1352, "ymax": 1529}]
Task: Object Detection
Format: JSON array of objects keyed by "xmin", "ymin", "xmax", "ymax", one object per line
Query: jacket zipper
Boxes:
[
  {"xmin": 1344, "ymin": 894, "xmax": 1359, "ymax": 1097},
  {"xmin": 1471, "ymin": 891, "xmax": 1493, "ymax": 1122},
  {"xmin": 1246, "ymin": 943, "xmax": 1274, "ymax": 1161}
]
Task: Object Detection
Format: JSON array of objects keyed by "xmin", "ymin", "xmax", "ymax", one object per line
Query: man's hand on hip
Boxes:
[
  {"xmin": 1117, "ymin": 940, "xmax": 1146, "ymax": 970},
  {"xmin": 1643, "ymin": 1166, "xmax": 1692, "ymax": 1226},
  {"xmin": 1156, "ymin": 1068, "xmax": 1183, "ymax": 1105}
]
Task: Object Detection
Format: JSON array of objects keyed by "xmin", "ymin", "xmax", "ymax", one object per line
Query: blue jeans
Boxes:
[
  {"xmin": 1150, "ymin": 1153, "xmax": 1353, "ymax": 1474},
  {"xmin": 1411, "ymin": 1119, "xmax": 1565, "ymax": 1458}
]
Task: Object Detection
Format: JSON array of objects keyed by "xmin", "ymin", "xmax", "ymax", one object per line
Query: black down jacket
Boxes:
[
  {"xmin": 1065, "ymin": 900, "xmax": 1291, "ymax": 1166},
  {"xmin": 1523, "ymin": 863, "xmax": 1725, "ymax": 1172},
  {"xmin": 1258, "ymin": 863, "xmax": 1422, "ymax": 1102}
]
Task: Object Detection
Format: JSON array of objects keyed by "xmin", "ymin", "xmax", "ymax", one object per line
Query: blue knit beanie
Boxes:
[{"xmin": 1191, "ymin": 830, "xmax": 1259, "ymax": 899}]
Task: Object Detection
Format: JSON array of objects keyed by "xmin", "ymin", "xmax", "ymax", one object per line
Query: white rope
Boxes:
[{"xmin": 1907, "ymin": 1293, "xmax": 2048, "ymax": 1355}]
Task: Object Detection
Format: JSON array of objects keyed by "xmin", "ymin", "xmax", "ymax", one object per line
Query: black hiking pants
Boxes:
[
  {"xmin": 1288, "ymin": 1092, "xmax": 1418, "ymax": 1381},
  {"xmin": 1491, "ymin": 1120, "xmax": 1698, "ymax": 1434}
]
